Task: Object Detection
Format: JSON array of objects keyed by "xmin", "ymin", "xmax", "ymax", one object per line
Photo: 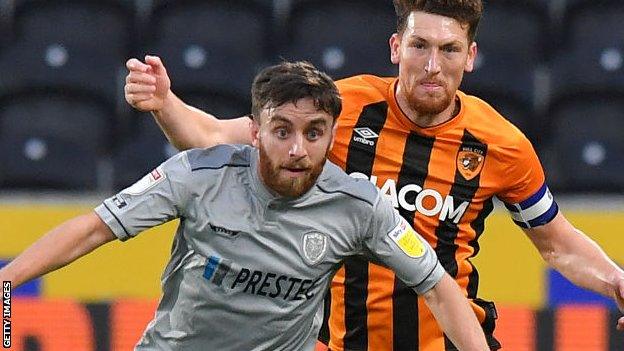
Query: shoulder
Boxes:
[
  {"xmin": 316, "ymin": 161, "xmax": 379, "ymax": 207},
  {"xmin": 458, "ymin": 91, "xmax": 531, "ymax": 148},
  {"xmin": 336, "ymin": 74, "xmax": 393, "ymax": 103},
  {"xmin": 167, "ymin": 145, "xmax": 252, "ymax": 197},
  {"xmin": 186, "ymin": 144, "xmax": 252, "ymax": 172}
]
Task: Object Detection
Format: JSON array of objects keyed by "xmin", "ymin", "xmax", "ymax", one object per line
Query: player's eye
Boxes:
[
  {"xmin": 275, "ymin": 127, "xmax": 289, "ymax": 139},
  {"xmin": 306, "ymin": 128, "xmax": 323, "ymax": 140},
  {"xmin": 442, "ymin": 45, "xmax": 461, "ymax": 53},
  {"xmin": 411, "ymin": 41, "xmax": 426, "ymax": 50}
]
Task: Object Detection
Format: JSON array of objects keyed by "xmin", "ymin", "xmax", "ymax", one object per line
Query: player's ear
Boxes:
[
  {"xmin": 329, "ymin": 121, "xmax": 338, "ymax": 150},
  {"xmin": 250, "ymin": 115, "xmax": 260, "ymax": 147},
  {"xmin": 464, "ymin": 42, "xmax": 478, "ymax": 73},
  {"xmin": 390, "ymin": 33, "xmax": 401, "ymax": 65}
]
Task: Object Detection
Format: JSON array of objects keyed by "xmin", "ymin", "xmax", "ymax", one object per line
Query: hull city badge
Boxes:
[
  {"xmin": 301, "ymin": 232, "xmax": 328, "ymax": 265},
  {"xmin": 457, "ymin": 146, "xmax": 485, "ymax": 181}
]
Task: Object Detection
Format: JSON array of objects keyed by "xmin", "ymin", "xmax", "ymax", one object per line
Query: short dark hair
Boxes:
[
  {"xmin": 251, "ymin": 61, "xmax": 342, "ymax": 123},
  {"xmin": 393, "ymin": 0, "xmax": 483, "ymax": 42}
]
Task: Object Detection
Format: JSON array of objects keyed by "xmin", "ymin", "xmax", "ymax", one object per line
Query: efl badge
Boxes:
[
  {"xmin": 388, "ymin": 216, "xmax": 425, "ymax": 258},
  {"xmin": 123, "ymin": 165, "xmax": 167, "ymax": 195},
  {"xmin": 457, "ymin": 146, "xmax": 485, "ymax": 181},
  {"xmin": 302, "ymin": 232, "xmax": 328, "ymax": 265}
]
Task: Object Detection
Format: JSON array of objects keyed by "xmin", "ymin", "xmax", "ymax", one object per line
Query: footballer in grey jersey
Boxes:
[{"xmin": 95, "ymin": 145, "xmax": 444, "ymax": 351}]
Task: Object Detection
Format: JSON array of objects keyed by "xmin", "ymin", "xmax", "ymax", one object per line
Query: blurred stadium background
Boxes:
[{"xmin": 0, "ymin": 0, "xmax": 622, "ymax": 350}]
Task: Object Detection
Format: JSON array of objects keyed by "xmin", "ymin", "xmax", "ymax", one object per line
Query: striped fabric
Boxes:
[{"xmin": 504, "ymin": 183, "xmax": 558, "ymax": 228}]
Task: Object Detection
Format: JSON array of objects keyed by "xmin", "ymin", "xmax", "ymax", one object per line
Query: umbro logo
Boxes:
[{"xmin": 353, "ymin": 127, "xmax": 379, "ymax": 146}]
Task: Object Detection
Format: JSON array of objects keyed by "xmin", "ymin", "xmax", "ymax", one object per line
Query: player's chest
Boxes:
[{"xmin": 184, "ymin": 195, "xmax": 361, "ymax": 279}]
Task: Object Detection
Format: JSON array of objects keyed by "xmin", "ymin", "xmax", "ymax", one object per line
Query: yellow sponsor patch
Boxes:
[{"xmin": 388, "ymin": 217, "xmax": 425, "ymax": 258}]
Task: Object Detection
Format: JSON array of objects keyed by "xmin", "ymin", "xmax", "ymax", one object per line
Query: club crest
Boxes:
[
  {"xmin": 302, "ymin": 232, "xmax": 328, "ymax": 265},
  {"xmin": 456, "ymin": 146, "xmax": 485, "ymax": 180}
]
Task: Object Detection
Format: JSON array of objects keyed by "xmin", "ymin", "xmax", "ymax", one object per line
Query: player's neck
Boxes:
[{"xmin": 395, "ymin": 90, "xmax": 460, "ymax": 128}]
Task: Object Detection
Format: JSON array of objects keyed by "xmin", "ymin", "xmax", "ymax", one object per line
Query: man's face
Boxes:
[
  {"xmin": 252, "ymin": 98, "xmax": 336, "ymax": 198},
  {"xmin": 390, "ymin": 11, "xmax": 477, "ymax": 115}
]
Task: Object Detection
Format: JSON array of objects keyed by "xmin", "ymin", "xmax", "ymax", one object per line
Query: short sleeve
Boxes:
[
  {"xmin": 497, "ymin": 136, "xmax": 558, "ymax": 228},
  {"xmin": 94, "ymin": 151, "xmax": 192, "ymax": 241},
  {"xmin": 364, "ymin": 194, "xmax": 445, "ymax": 294}
]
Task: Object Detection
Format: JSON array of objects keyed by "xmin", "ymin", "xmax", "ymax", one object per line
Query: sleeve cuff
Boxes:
[
  {"xmin": 410, "ymin": 261, "xmax": 446, "ymax": 295},
  {"xmin": 94, "ymin": 203, "xmax": 132, "ymax": 241}
]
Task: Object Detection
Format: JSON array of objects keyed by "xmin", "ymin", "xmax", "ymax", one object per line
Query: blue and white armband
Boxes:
[{"xmin": 504, "ymin": 184, "xmax": 559, "ymax": 228}]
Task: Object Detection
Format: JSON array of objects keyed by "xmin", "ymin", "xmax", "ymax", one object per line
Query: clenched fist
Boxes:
[{"xmin": 124, "ymin": 55, "xmax": 171, "ymax": 112}]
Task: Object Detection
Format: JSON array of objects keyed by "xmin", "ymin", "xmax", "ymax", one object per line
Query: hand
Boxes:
[{"xmin": 124, "ymin": 55, "xmax": 171, "ymax": 112}]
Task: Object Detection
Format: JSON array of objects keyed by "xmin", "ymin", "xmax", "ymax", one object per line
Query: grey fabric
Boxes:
[{"xmin": 95, "ymin": 144, "xmax": 444, "ymax": 351}]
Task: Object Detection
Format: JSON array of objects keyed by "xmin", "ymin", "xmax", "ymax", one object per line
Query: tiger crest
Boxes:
[{"xmin": 457, "ymin": 147, "xmax": 485, "ymax": 180}]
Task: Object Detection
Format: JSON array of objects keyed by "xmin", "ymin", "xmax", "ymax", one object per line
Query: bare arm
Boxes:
[
  {"xmin": 125, "ymin": 55, "xmax": 253, "ymax": 150},
  {"xmin": 0, "ymin": 212, "xmax": 116, "ymax": 287},
  {"xmin": 422, "ymin": 273, "xmax": 489, "ymax": 350},
  {"xmin": 524, "ymin": 211, "xmax": 624, "ymax": 329}
]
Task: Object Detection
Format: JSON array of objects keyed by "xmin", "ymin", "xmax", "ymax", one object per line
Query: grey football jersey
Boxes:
[{"xmin": 95, "ymin": 145, "xmax": 444, "ymax": 351}]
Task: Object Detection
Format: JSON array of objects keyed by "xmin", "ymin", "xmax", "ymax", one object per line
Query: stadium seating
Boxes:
[
  {"xmin": 0, "ymin": 0, "xmax": 134, "ymax": 105},
  {"xmin": 460, "ymin": 1, "xmax": 550, "ymax": 145},
  {"xmin": 144, "ymin": 0, "xmax": 271, "ymax": 101},
  {"xmin": 544, "ymin": 96, "xmax": 624, "ymax": 192},
  {"xmin": 174, "ymin": 90, "xmax": 250, "ymax": 119},
  {"xmin": 0, "ymin": 90, "xmax": 115, "ymax": 190},
  {"xmin": 282, "ymin": 0, "xmax": 397, "ymax": 80},
  {"xmin": 461, "ymin": 1, "xmax": 547, "ymax": 109},
  {"xmin": 550, "ymin": 1, "xmax": 624, "ymax": 102},
  {"xmin": 111, "ymin": 115, "xmax": 174, "ymax": 190},
  {"xmin": 112, "ymin": 91, "xmax": 250, "ymax": 190},
  {"xmin": 0, "ymin": 1, "xmax": 10, "ymax": 50}
]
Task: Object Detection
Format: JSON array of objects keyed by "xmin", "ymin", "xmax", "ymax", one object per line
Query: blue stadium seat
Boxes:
[
  {"xmin": 176, "ymin": 90, "xmax": 250, "ymax": 119},
  {"xmin": 151, "ymin": 0, "xmax": 273, "ymax": 11},
  {"xmin": 146, "ymin": 0, "xmax": 271, "ymax": 100},
  {"xmin": 282, "ymin": 0, "xmax": 397, "ymax": 80},
  {"xmin": 461, "ymin": 1, "xmax": 547, "ymax": 108},
  {"xmin": 0, "ymin": 1, "xmax": 10, "ymax": 51},
  {"xmin": 112, "ymin": 116, "xmax": 174, "ymax": 190},
  {"xmin": 112, "ymin": 92, "xmax": 249, "ymax": 190},
  {"xmin": 0, "ymin": 0, "xmax": 133, "ymax": 104},
  {"xmin": 0, "ymin": 91, "xmax": 115, "ymax": 190},
  {"xmin": 544, "ymin": 96, "xmax": 624, "ymax": 192},
  {"xmin": 550, "ymin": 1, "xmax": 624, "ymax": 101}
]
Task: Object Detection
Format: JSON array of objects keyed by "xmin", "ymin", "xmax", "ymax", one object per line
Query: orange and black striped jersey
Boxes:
[{"xmin": 322, "ymin": 75, "xmax": 558, "ymax": 351}]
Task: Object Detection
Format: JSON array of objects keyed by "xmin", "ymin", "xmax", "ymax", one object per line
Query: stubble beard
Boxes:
[
  {"xmin": 258, "ymin": 144, "xmax": 328, "ymax": 198},
  {"xmin": 406, "ymin": 87, "xmax": 454, "ymax": 116}
]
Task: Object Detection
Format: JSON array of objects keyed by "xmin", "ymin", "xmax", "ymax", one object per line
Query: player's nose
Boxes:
[
  {"xmin": 424, "ymin": 49, "xmax": 442, "ymax": 74},
  {"xmin": 288, "ymin": 134, "xmax": 308, "ymax": 158}
]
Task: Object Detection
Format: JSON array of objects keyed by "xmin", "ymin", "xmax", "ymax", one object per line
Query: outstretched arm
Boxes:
[
  {"xmin": 422, "ymin": 273, "xmax": 490, "ymax": 350},
  {"xmin": 0, "ymin": 212, "xmax": 116, "ymax": 287},
  {"xmin": 524, "ymin": 211, "xmax": 624, "ymax": 330},
  {"xmin": 125, "ymin": 55, "xmax": 253, "ymax": 150}
]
